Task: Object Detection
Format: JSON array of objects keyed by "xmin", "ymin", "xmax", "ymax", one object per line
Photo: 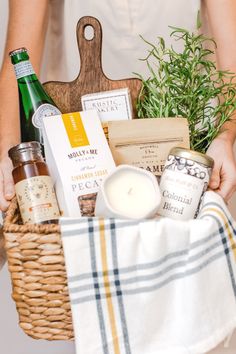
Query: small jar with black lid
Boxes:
[
  {"xmin": 8, "ymin": 141, "xmax": 60, "ymax": 224},
  {"xmin": 158, "ymin": 147, "xmax": 214, "ymax": 221}
]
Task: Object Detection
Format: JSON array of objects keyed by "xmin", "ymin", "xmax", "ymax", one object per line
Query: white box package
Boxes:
[
  {"xmin": 81, "ymin": 88, "xmax": 133, "ymax": 122},
  {"xmin": 42, "ymin": 110, "xmax": 116, "ymax": 217}
]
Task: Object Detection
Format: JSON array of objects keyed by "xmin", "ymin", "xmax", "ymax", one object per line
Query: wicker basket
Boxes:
[
  {"xmin": 2, "ymin": 15, "xmax": 142, "ymax": 341},
  {"xmin": 3, "ymin": 197, "xmax": 74, "ymax": 340}
]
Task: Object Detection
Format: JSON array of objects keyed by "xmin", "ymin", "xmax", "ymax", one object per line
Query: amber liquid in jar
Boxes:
[{"xmin": 9, "ymin": 142, "xmax": 60, "ymax": 224}]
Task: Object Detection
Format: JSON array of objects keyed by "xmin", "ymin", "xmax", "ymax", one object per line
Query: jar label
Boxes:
[
  {"xmin": 158, "ymin": 153, "xmax": 212, "ymax": 220},
  {"xmin": 32, "ymin": 104, "xmax": 61, "ymax": 129},
  {"xmin": 14, "ymin": 61, "xmax": 35, "ymax": 79},
  {"xmin": 15, "ymin": 176, "xmax": 60, "ymax": 224},
  {"xmin": 158, "ymin": 169, "xmax": 205, "ymax": 221}
]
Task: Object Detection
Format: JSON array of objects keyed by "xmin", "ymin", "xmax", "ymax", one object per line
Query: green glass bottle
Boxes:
[{"xmin": 9, "ymin": 47, "xmax": 61, "ymax": 145}]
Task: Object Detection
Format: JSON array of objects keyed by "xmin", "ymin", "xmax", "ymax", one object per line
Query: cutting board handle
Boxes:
[
  {"xmin": 44, "ymin": 15, "xmax": 142, "ymax": 114},
  {"xmin": 77, "ymin": 16, "xmax": 103, "ymax": 77}
]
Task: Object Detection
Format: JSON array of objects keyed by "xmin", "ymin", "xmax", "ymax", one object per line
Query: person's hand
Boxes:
[
  {"xmin": 0, "ymin": 156, "xmax": 15, "ymax": 211},
  {"xmin": 207, "ymin": 133, "xmax": 236, "ymax": 201}
]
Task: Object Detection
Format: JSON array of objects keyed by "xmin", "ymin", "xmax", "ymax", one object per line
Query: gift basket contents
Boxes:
[
  {"xmin": 7, "ymin": 44, "xmax": 213, "ymax": 223},
  {"xmin": 4, "ymin": 14, "xmax": 236, "ymax": 341}
]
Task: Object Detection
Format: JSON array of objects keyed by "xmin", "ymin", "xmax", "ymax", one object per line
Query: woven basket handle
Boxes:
[{"xmin": 3, "ymin": 197, "xmax": 19, "ymax": 227}]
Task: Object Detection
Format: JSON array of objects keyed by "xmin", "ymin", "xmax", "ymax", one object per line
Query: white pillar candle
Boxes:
[{"xmin": 95, "ymin": 165, "xmax": 161, "ymax": 219}]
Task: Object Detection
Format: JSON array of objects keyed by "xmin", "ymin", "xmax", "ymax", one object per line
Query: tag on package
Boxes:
[
  {"xmin": 42, "ymin": 110, "xmax": 116, "ymax": 217},
  {"xmin": 81, "ymin": 88, "xmax": 133, "ymax": 138},
  {"xmin": 108, "ymin": 118, "xmax": 190, "ymax": 179}
]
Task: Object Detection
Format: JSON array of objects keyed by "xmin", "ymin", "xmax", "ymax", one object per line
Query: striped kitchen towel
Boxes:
[{"xmin": 61, "ymin": 191, "xmax": 236, "ymax": 354}]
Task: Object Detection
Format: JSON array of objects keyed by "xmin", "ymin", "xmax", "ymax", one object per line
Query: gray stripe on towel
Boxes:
[
  {"xmin": 110, "ymin": 219, "xmax": 132, "ymax": 354},
  {"xmin": 88, "ymin": 218, "xmax": 109, "ymax": 354},
  {"xmin": 62, "ymin": 219, "xmax": 137, "ymax": 237},
  {"xmin": 69, "ymin": 238, "xmax": 223, "ymax": 294},
  {"xmin": 68, "ymin": 227, "xmax": 221, "ymax": 283},
  {"xmin": 71, "ymin": 247, "xmax": 228, "ymax": 304}
]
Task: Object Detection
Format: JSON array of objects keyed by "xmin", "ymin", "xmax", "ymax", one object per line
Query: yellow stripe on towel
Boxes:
[
  {"xmin": 99, "ymin": 219, "xmax": 121, "ymax": 354},
  {"xmin": 203, "ymin": 207, "xmax": 236, "ymax": 262}
]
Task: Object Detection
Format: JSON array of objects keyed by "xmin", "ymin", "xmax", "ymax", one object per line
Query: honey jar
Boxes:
[{"xmin": 8, "ymin": 142, "xmax": 60, "ymax": 224}]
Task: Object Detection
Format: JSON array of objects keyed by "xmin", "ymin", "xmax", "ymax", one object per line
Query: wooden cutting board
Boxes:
[{"xmin": 43, "ymin": 16, "xmax": 142, "ymax": 116}]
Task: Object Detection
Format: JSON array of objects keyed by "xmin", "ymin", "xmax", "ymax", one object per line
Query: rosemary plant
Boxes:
[{"xmin": 136, "ymin": 27, "xmax": 236, "ymax": 153}]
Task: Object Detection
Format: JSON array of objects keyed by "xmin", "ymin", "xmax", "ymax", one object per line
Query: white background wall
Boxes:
[{"xmin": 0, "ymin": 1, "xmax": 235, "ymax": 353}]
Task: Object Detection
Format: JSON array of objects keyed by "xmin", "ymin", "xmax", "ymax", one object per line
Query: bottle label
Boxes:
[
  {"xmin": 32, "ymin": 103, "xmax": 61, "ymax": 129},
  {"xmin": 15, "ymin": 175, "xmax": 60, "ymax": 224},
  {"xmin": 14, "ymin": 60, "xmax": 35, "ymax": 79}
]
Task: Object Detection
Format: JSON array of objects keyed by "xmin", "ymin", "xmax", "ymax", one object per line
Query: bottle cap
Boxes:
[
  {"xmin": 169, "ymin": 147, "xmax": 214, "ymax": 168},
  {"xmin": 9, "ymin": 47, "xmax": 28, "ymax": 57},
  {"xmin": 8, "ymin": 141, "xmax": 43, "ymax": 167}
]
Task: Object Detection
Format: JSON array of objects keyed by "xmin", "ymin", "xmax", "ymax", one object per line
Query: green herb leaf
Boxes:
[{"xmin": 136, "ymin": 27, "xmax": 236, "ymax": 153}]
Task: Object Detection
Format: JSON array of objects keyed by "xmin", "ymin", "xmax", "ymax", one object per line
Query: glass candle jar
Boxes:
[
  {"xmin": 8, "ymin": 141, "xmax": 60, "ymax": 224},
  {"xmin": 158, "ymin": 147, "xmax": 214, "ymax": 221}
]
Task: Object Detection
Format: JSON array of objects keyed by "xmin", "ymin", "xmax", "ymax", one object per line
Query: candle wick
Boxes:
[{"xmin": 128, "ymin": 188, "xmax": 133, "ymax": 195}]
